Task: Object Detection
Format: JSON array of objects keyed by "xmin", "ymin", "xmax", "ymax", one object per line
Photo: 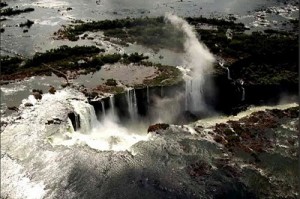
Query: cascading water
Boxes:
[
  {"xmin": 240, "ymin": 80, "xmax": 245, "ymax": 101},
  {"xmin": 61, "ymin": 93, "xmax": 148, "ymax": 151},
  {"xmin": 70, "ymin": 100, "xmax": 98, "ymax": 134},
  {"xmin": 219, "ymin": 61, "xmax": 231, "ymax": 80},
  {"xmin": 109, "ymin": 95, "xmax": 115, "ymax": 117},
  {"xmin": 242, "ymin": 87, "xmax": 245, "ymax": 101},
  {"xmin": 126, "ymin": 88, "xmax": 138, "ymax": 120},
  {"xmin": 101, "ymin": 100, "xmax": 106, "ymax": 116},
  {"xmin": 167, "ymin": 14, "xmax": 215, "ymax": 114}
]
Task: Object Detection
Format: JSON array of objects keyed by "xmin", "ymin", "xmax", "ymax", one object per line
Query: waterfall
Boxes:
[
  {"xmin": 126, "ymin": 88, "xmax": 138, "ymax": 120},
  {"xmin": 185, "ymin": 80, "xmax": 188, "ymax": 111},
  {"xmin": 109, "ymin": 96, "xmax": 115, "ymax": 116},
  {"xmin": 101, "ymin": 100, "xmax": 106, "ymax": 116},
  {"xmin": 225, "ymin": 67, "xmax": 231, "ymax": 80},
  {"xmin": 241, "ymin": 87, "xmax": 245, "ymax": 101},
  {"xmin": 147, "ymin": 86, "xmax": 150, "ymax": 104},
  {"xmin": 70, "ymin": 100, "xmax": 98, "ymax": 134},
  {"xmin": 219, "ymin": 61, "xmax": 231, "ymax": 80},
  {"xmin": 185, "ymin": 78, "xmax": 205, "ymax": 112},
  {"xmin": 74, "ymin": 113, "xmax": 80, "ymax": 130},
  {"xmin": 240, "ymin": 79, "xmax": 245, "ymax": 101},
  {"xmin": 166, "ymin": 14, "xmax": 215, "ymax": 114}
]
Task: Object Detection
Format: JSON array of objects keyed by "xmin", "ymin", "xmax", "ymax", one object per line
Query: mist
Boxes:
[{"xmin": 166, "ymin": 13, "xmax": 215, "ymax": 114}]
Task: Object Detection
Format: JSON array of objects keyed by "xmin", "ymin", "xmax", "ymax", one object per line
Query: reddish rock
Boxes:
[
  {"xmin": 147, "ymin": 123, "xmax": 169, "ymax": 133},
  {"xmin": 187, "ymin": 161, "xmax": 212, "ymax": 178},
  {"xmin": 49, "ymin": 86, "xmax": 56, "ymax": 94}
]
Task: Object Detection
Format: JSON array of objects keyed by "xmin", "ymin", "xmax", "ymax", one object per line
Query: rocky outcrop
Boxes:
[
  {"xmin": 32, "ymin": 89, "xmax": 43, "ymax": 100},
  {"xmin": 213, "ymin": 107, "xmax": 299, "ymax": 156},
  {"xmin": 49, "ymin": 86, "xmax": 56, "ymax": 94},
  {"xmin": 147, "ymin": 123, "xmax": 170, "ymax": 133}
]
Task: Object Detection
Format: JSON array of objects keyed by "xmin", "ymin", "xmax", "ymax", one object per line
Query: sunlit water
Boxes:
[{"xmin": 1, "ymin": 0, "xmax": 298, "ymax": 57}]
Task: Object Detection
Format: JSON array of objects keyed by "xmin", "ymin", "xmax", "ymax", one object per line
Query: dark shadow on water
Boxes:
[{"xmin": 55, "ymin": 149, "xmax": 259, "ymax": 199}]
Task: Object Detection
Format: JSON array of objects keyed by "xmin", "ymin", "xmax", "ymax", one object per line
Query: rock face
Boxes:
[{"xmin": 1, "ymin": 88, "xmax": 298, "ymax": 199}]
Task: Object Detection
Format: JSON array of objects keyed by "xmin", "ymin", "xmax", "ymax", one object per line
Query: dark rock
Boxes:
[
  {"xmin": 61, "ymin": 82, "xmax": 70, "ymax": 88},
  {"xmin": 24, "ymin": 102, "xmax": 33, "ymax": 107},
  {"xmin": 0, "ymin": 121, "xmax": 8, "ymax": 128},
  {"xmin": 214, "ymin": 134, "xmax": 227, "ymax": 145},
  {"xmin": 187, "ymin": 161, "xmax": 212, "ymax": 178},
  {"xmin": 68, "ymin": 112, "xmax": 80, "ymax": 131},
  {"xmin": 105, "ymin": 78, "xmax": 117, "ymax": 86},
  {"xmin": 32, "ymin": 92, "xmax": 42, "ymax": 100},
  {"xmin": 20, "ymin": 19, "xmax": 34, "ymax": 28},
  {"xmin": 8, "ymin": 106, "xmax": 18, "ymax": 111},
  {"xmin": 46, "ymin": 120, "xmax": 54, "ymax": 125},
  {"xmin": 46, "ymin": 118, "xmax": 63, "ymax": 125},
  {"xmin": 32, "ymin": 89, "xmax": 43, "ymax": 94},
  {"xmin": 49, "ymin": 86, "xmax": 56, "ymax": 94},
  {"xmin": 147, "ymin": 123, "xmax": 169, "ymax": 133},
  {"xmin": 23, "ymin": 29, "xmax": 28, "ymax": 33},
  {"xmin": 66, "ymin": 7, "xmax": 72, "ymax": 11}
]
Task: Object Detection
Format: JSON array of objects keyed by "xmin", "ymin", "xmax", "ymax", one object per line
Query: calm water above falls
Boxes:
[{"xmin": 1, "ymin": 0, "xmax": 298, "ymax": 57}]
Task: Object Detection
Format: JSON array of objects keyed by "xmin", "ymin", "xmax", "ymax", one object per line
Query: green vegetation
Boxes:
[
  {"xmin": 0, "ymin": 2, "xmax": 8, "ymax": 9},
  {"xmin": 56, "ymin": 16, "xmax": 247, "ymax": 52},
  {"xmin": 122, "ymin": 52, "xmax": 149, "ymax": 63},
  {"xmin": 0, "ymin": 56, "xmax": 23, "ymax": 75},
  {"xmin": 0, "ymin": 7, "xmax": 34, "ymax": 16},
  {"xmin": 105, "ymin": 78, "xmax": 117, "ymax": 86},
  {"xmin": 196, "ymin": 24, "xmax": 298, "ymax": 87},
  {"xmin": 216, "ymin": 32, "xmax": 299, "ymax": 86},
  {"xmin": 56, "ymin": 17, "xmax": 186, "ymax": 51},
  {"xmin": 24, "ymin": 45, "xmax": 103, "ymax": 67},
  {"xmin": 142, "ymin": 61, "xmax": 183, "ymax": 87},
  {"xmin": 1, "ymin": 45, "xmax": 180, "ymax": 89},
  {"xmin": 186, "ymin": 16, "xmax": 246, "ymax": 32}
]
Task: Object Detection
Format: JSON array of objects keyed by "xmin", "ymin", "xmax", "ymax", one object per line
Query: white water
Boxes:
[
  {"xmin": 109, "ymin": 95, "xmax": 115, "ymax": 117},
  {"xmin": 219, "ymin": 61, "xmax": 231, "ymax": 80},
  {"xmin": 101, "ymin": 100, "xmax": 106, "ymax": 116},
  {"xmin": 240, "ymin": 79, "xmax": 245, "ymax": 101},
  {"xmin": 225, "ymin": 67, "xmax": 231, "ymax": 80},
  {"xmin": 70, "ymin": 100, "xmax": 97, "ymax": 134},
  {"xmin": 166, "ymin": 14, "xmax": 215, "ymax": 113},
  {"xmin": 43, "ymin": 89, "xmax": 148, "ymax": 151},
  {"xmin": 126, "ymin": 88, "xmax": 138, "ymax": 120},
  {"xmin": 241, "ymin": 87, "xmax": 245, "ymax": 101}
]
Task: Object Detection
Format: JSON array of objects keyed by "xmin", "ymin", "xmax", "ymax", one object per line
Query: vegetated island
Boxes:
[
  {"xmin": 0, "ymin": 45, "xmax": 183, "ymax": 94},
  {"xmin": 55, "ymin": 16, "xmax": 298, "ymax": 88},
  {"xmin": 0, "ymin": 7, "xmax": 34, "ymax": 16}
]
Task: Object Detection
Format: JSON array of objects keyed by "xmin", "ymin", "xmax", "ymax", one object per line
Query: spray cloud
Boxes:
[{"xmin": 166, "ymin": 13, "xmax": 215, "ymax": 114}]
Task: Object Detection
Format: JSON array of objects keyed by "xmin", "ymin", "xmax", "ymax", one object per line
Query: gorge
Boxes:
[{"xmin": 1, "ymin": 2, "xmax": 299, "ymax": 198}]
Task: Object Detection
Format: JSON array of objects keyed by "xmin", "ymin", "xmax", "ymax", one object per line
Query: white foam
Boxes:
[
  {"xmin": 195, "ymin": 103, "xmax": 299, "ymax": 128},
  {"xmin": 1, "ymin": 85, "xmax": 27, "ymax": 95},
  {"xmin": 51, "ymin": 111, "xmax": 149, "ymax": 151},
  {"xmin": 1, "ymin": 154, "xmax": 46, "ymax": 199},
  {"xmin": 26, "ymin": 0, "xmax": 70, "ymax": 8}
]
